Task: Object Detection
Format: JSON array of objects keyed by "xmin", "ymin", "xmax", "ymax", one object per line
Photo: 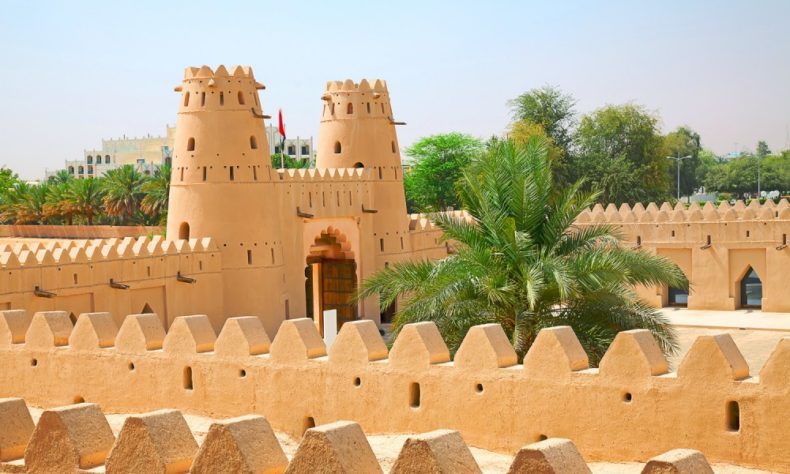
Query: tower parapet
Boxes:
[{"xmin": 316, "ymin": 79, "xmax": 402, "ymax": 171}]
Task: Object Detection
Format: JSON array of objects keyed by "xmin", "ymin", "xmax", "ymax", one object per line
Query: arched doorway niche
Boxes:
[
  {"xmin": 739, "ymin": 266, "xmax": 763, "ymax": 308},
  {"xmin": 305, "ymin": 226, "xmax": 359, "ymax": 335}
]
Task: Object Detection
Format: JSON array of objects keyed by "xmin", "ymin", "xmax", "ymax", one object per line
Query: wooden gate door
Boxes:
[{"xmin": 321, "ymin": 259, "xmax": 358, "ymax": 328}]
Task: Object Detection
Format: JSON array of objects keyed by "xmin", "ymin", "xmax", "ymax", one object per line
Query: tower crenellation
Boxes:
[{"xmin": 316, "ymin": 78, "xmax": 401, "ymax": 170}]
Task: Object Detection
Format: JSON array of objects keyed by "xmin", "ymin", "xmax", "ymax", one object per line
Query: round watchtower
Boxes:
[
  {"xmin": 316, "ymin": 79, "xmax": 411, "ymax": 274},
  {"xmin": 166, "ymin": 65, "xmax": 286, "ymax": 335},
  {"xmin": 315, "ymin": 79, "xmax": 403, "ymax": 171}
]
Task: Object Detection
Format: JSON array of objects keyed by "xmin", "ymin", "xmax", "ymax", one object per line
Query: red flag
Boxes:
[{"xmin": 278, "ymin": 109, "xmax": 286, "ymax": 139}]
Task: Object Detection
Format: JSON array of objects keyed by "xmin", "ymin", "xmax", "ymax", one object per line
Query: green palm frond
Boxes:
[{"xmin": 359, "ymin": 135, "xmax": 686, "ymax": 363}]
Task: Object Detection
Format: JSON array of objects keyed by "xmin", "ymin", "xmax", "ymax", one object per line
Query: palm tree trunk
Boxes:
[{"xmin": 512, "ymin": 309, "xmax": 531, "ymax": 361}]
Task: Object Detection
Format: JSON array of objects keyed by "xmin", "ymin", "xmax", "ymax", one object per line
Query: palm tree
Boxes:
[
  {"xmin": 69, "ymin": 178, "xmax": 104, "ymax": 225},
  {"xmin": 0, "ymin": 182, "xmax": 50, "ymax": 224},
  {"xmin": 141, "ymin": 164, "xmax": 170, "ymax": 224},
  {"xmin": 48, "ymin": 169, "xmax": 73, "ymax": 185},
  {"xmin": 102, "ymin": 165, "xmax": 145, "ymax": 224},
  {"xmin": 43, "ymin": 181, "xmax": 76, "ymax": 224},
  {"xmin": 359, "ymin": 138, "xmax": 688, "ymax": 363}
]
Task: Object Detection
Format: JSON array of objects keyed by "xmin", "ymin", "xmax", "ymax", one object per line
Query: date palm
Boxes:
[
  {"xmin": 44, "ymin": 181, "xmax": 76, "ymax": 224},
  {"xmin": 360, "ymin": 138, "xmax": 688, "ymax": 363},
  {"xmin": 69, "ymin": 178, "xmax": 104, "ymax": 225},
  {"xmin": 102, "ymin": 165, "xmax": 145, "ymax": 224},
  {"xmin": 141, "ymin": 164, "xmax": 170, "ymax": 223},
  {"xmin": 48, "ymin": 169, "xmax": 73, "ymax": 185},
  {"xmin": 0, "ymin": 182, "xmax": 50, "ymax": 224}
]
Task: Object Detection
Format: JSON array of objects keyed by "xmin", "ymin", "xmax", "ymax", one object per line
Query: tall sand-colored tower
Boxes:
[
  {"xmin": 166, "ymin": 65, "xmax": 286, "ymax": 335},
  {"xmin": 316, "ymin": 79, "xmax": 410, "ymax": 266}
]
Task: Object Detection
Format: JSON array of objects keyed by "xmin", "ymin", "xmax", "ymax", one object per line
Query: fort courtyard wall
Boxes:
[
  {"xmin": 0, "ymin": 310, "xmax": 788, "ymax": 471},
  {"xmin": 0, "ymin": 237, "xmax": 224, "ymax": 330},
  {"xmin": 577, "ymin": 199, "xmax": 790, "ymax": 312}
]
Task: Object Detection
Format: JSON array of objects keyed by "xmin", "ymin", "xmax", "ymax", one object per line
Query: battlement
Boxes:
[
  {"xmin": 577, "ymin": 199, "xmax": 790, "ymax": 224},
  {"xmin": 0, "ymin": 238, "xmax": 225, "ymax": 331},
  {"xmin": 1, "ymin": 310, "xmax": 788, "ymax": 470},
  {"xmin": 0, "ymin": 236, "xmax": 216, "ymax": 269},
  {"xmin": 408, "ymin": 210, "xmax": 471, "ymax": 232},
  {"xmin": 182, "ymin": 64, "xmax": 258, "ymax": 81},
  {"xmin": 277, "ymin": 166, "xmax": 373, "ymax": 182},
  {"xmin": 0, "ymin": 399, "xmax": 720, "ymax": 473},
  {"xmin": 324, "ymin": 78, "xmax": 389, "ymax": 93}
]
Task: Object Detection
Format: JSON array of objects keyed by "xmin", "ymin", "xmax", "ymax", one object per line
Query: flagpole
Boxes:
[{"xmin": 278, "ymin": 108, "xmax": 285, "ymax": 169}]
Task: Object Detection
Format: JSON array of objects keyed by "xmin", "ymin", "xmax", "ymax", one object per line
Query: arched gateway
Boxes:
[{"xmin": 305, "ymin": 227, "xmax": 358, "ymax": 335}]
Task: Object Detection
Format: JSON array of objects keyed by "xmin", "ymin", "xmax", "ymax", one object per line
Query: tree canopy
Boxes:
[
  {"xmin": 663, "ymin": 126, "xmax": 702, "ymax": 197},
  {"xmin": 403, "ymin": 133, "xmax": 484, "ymax": 213},
  {"xmin": 509, "ymin": 85, "xmax": 576, "ymax": 151},
  {"xmin": 571, "ymin": 104, "xmax": 670, "ymax": 204}
]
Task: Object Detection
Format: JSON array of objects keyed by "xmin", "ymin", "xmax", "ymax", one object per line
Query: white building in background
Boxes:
[
  {"xmin": 265, "ymin": 125, "xmax": 314, "ymax": 162},
  {"xmin": 46, "ymin": 124, "xmax": 314, "ymax": 180},
  {"xmin": 46, "ymin": 126, "xmax": 175, "ymax": 180}
]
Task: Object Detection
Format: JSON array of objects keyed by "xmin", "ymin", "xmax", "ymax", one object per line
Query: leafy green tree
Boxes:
[
  {"xmin": 360, "ymin": 138, "xmax": 687, "ymax": 362},
  {"xmin": 572, "ymin": 104, "xmax": 669, "ymax": 204},
  {"xmin": 402, "ymin": 133, "xmax": 483, "ymax": 212},
  {"xmin": 663, "ymin": 127, "xmax": 702, "ymax": 197},
  {"xmin": 141, "ymin": 164, "xmax": 171, "ymax": 224},
  {"xmin": 509, "ymin": 120, "xmax": 570, "ymax": 185},
  {"xmin": 756, "ymin": 141, "xmax": 771, "ymax": 158},
  {"xmin": 271, "ymin": 154, "xmax": 310, "ymax": 169},
  {"xmin": 0, "ymin": 168, "xmax": 20, "ymax": 193},
  {"xmin": 70, "ymin": 178, "xmax": 104, "ymax": 225},
  {"xmin": 760, "ymin": 155, "xmax": 790, "ymax": 192},
  {"xmin": 696, "ymin": 150, "xmax": 724, "ymax": 192},
  {"xmin": 102, "ymin": 165, "xmax": 146, "ymax": 224},
  {"xmin": 508, "ymin": 86, "xmax": 576, "ymax": 151}
]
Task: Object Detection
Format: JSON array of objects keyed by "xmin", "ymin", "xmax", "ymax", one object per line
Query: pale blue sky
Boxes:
[{"xmin": 1, "ymin": 1, "xmax": 788, "ymax": 179}]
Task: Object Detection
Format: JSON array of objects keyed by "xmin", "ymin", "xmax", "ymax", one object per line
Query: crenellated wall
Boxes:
[
  {"xmin": 0, "ymin": 237, "xmax": 224, "ymax": 331},
  {"xmin": 1, "ymin": 310, "xmax": 788, "ymax": 471},
  {"xmin": 576, "ymin": 199, "xmax": 790, "ymax": 311}
]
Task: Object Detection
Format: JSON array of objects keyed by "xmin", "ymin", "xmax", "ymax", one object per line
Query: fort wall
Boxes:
[
  {"xmin": 577, "ymin": 199, "xmax": 790, "ymax": 311},
  {"xmin": 0, "ymin": 238, "xmax": 223, "ymax": 330},
  {"xmin": 1, "ymin": 310, "xmax": 788, "ymax": 471}
]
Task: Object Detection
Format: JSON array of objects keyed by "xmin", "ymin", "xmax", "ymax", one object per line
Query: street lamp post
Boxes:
[
  {"xmin": 757, "ymin": 155, "xmax": 762, "ymax": 198},
  {"xmin": 667, "ymin": 154, "xmax": 691, "ymax": 201}
]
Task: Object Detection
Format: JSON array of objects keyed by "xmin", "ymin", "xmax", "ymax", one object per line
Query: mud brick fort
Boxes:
[
  {"xmin": 578, "ymin": 199, "xmax": 790, "ymax": 312},
  {"xmin": 0, "ymin": 65, "xmax": 788, "ymax": 472}
]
